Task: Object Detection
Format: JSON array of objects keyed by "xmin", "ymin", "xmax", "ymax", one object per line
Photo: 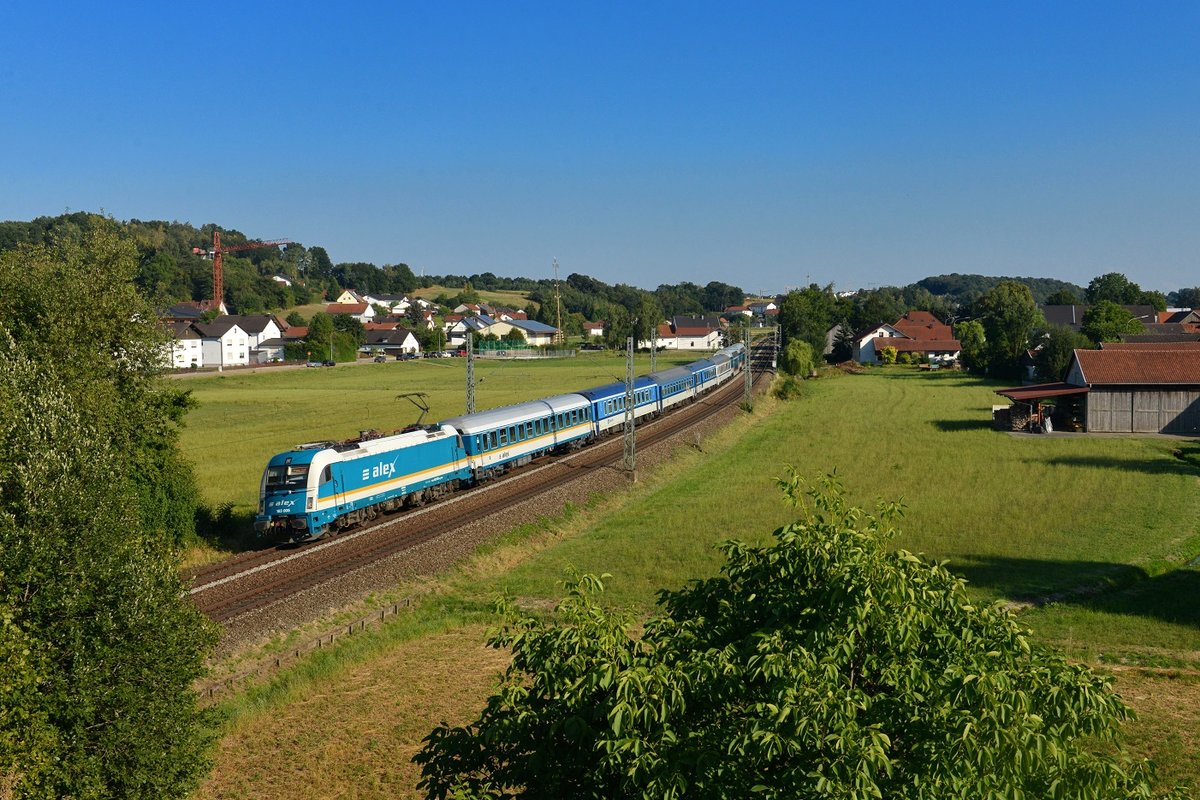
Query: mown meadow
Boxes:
[{"xmin": 193, "ymin": 366, "xmax": 1200, "ymax": 798}]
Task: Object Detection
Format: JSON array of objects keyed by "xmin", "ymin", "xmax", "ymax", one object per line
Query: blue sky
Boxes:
[{"xmin": 2, "ymin": 2, "xmax": 1196, "ymax": 295}]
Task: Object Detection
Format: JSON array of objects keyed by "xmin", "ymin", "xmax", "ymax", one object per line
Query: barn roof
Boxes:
[
  {"xmin": 1072, "ymin": 348, "xmax": 1200, "ymax": 385},
  {"xmin": 995, "ymin": 382, "xmax": 1089, "ymax": 401}
]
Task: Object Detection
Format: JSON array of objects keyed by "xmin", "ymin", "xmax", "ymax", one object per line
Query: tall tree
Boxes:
[
  {"xmin": 954, "ymin": 319, "xmax": 987, "ymax": 373},
  {"xmin": 976, "ymin": 280, "xmax": 1044, "ymax": 377},
  {"xmin": 778, "ymin": 284, "xmax": 837, "ymax": 361},
  {"xmin": 1081, "ymin": 300, "xmax": 1144, "ymax": 343},
  {"xmin": 1085, "ymin": 272, "xmax": 1143, "ymax": 305},
  {"xmin": 416, "ymin": 475, "xmax": 1180, "ymax": 799},
  {"xmin": 0, "ymin": 223, "xmax": 215, "ymax": 798},
  {"xmin": 1045, "ymin": 288, "xmax": 1081, "ymax": 305},
  {"xmin": 1035, "ymin": 324, "xmax": 1092, "ymax": 382},
  {"xmin": 1169, "ymin": 287, "xmax": 1200, "ymax": 308}
]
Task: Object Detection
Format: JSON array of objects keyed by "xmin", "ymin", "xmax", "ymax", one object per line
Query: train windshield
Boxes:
[{"xmin": 265, "ymin": 464, "xmax": 310, "ymax": 490}]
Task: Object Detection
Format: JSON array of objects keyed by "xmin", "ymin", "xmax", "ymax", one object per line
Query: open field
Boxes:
[
  {"xmin": 197, "ymin": 367, "xmax": 1200, "ymax": 797},
  {"xmin": 409, "ymin": 284, "xmax": 535, "ymax": 310}
]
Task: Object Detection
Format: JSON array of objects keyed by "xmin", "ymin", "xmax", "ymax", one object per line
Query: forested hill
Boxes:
[
  {"xmin": 916, "ymin": 273, "xmax": 1085, "ymax": 305},
  {"xmin": 0, "ymin": 213, "xmax": 747, "ymax": 340},
  {"xmin": 1, "ymin": 213, "xmax": 1110, "ymax": 328},
  {"xmin": 0, "ymin": 213, "xmax": 376, "ymax": 314}
]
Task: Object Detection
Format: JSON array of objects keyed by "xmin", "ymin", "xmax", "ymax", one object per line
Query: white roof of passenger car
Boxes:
[{"xmin": 440, "ymin": 394, "xmax": 589, "ymax": 435}]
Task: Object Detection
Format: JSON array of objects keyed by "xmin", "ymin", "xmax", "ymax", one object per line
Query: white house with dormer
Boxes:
[
  {"xmin": 194, "ymin": 320, "xmax": 251, "ymax": 368},
  {"xmin": 165, "ymin": 321, "xmax": 204, "ymax": 368}
]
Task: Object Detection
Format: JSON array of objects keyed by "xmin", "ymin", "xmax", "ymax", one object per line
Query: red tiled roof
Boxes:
[
  {"xmin": 284, "ymin": 326, "xmax": 308, "ymax": 338},
  {"xmin": 1072, "ymin": 348, "xmax": 1200, "ymax": 385},
  {"xmin": 875, "ymin": 338, "xmax": 961, "ymax": 353},
  {"xmin": 674, "ymin": 327, "xmax": 718, "ymax": 337},
  {"xmin": 327, "ymin": 303, "xmax": 367, "ymax": 314},
  {"xmin": 893, "ymin": 311, "xmax": 955, "ymax": 341},
  {"xmin": 1100, "ymin": 341, "xmax": 1200, "ymax": 350},
  {"xmin": 364, "ymin": 322, "xmax": 398, "ymax": 331}
]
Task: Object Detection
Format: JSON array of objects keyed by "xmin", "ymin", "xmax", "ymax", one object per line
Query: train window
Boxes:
[
  {"xmin": 525, "ymin": 421, "xmax": 533, "ymax": 438},
  {"xmin": 498, "ymin": 428, "xmax": 507, "ymax": 445},
  {"xmin": 490, "ymin": 431, "xmax": 498, "ymax": 449},
  {"xmin": 321, "ymin": 465, "xmax": 332, "ymax": 484},
  {"xmin": 266, "ymin": 464, "xmax": 309, "ymax": 489},
  {"xmin": 509, "ymin": 426, "xmax": 516, "ymax": 442}
]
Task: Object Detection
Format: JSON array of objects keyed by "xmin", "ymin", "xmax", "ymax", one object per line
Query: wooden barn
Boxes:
[
  {"xmin": 995, "ymin": 347, "xmax": 1200, "ymax": 434},
  {"xmin": 1065, "ymin": 348, "xmax": 1200, "ymax": 434}
]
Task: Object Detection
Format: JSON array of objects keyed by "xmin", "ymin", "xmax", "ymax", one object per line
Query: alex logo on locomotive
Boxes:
[{"xmin": 362, "ymin": 459, "xmax": 399, "ymax": 482}]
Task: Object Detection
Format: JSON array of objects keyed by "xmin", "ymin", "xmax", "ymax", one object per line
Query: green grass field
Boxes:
[
  {"xmin": 410, "ymin": 284, "xmax": 535, "ymax": 310},
  {"xmin": 195, "ymin": 366, "xmax": 1200, "ymax": 797}
]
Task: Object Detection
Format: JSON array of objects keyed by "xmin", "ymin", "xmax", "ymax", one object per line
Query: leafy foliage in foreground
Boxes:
[
  {"xmin": 0, "ymin": 226, "xmax": 216, "ymax": 798},
  {"xmin": 416, "ymin": 475, "xmax": 1187, "ymax": 799}
]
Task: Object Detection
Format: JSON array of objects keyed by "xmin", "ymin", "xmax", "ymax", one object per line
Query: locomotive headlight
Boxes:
[{"xmin": 307, "ymin": 497, "xmax": 314, "ymax": 510}]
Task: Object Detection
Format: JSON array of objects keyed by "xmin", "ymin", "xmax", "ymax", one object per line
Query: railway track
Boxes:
[{"xmin": 191, "ymin": 357, "xmax": 773, "ymax": 623}]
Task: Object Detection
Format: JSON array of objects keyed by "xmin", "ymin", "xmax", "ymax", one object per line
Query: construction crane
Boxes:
[{"xmin": 193, "ymin": 230, "xmax": 291, "ymax": 312}]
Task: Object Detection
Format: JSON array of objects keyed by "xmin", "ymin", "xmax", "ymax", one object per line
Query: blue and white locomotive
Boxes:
[{"xmin": 255, "ymin": 342, "xmax": 747, "ymax": 543}]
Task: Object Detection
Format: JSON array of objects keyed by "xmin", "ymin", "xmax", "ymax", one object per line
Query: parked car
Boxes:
[
  {"xmin": 306, "ymin": 361, "xmax": 322, "ymax": 368},
  {"xmin": 322, "ymin": 359, "xmax": 336, "ymax": 367},
  {"xmin": 397, "ymin": 352, "xmax": 418, "ymax": 361},
  {"xmin": 373, "ymin": 354, "xmax": 387, "ymax": 363}
]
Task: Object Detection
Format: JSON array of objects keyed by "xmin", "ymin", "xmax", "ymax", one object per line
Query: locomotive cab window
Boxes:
[
  {"xmin": 321, "ymin": 465, "xmax": 332, "ymax": 484},
  {"xmin": 266, "ymin": 464, "xmax": 309, "ymax": 490}
]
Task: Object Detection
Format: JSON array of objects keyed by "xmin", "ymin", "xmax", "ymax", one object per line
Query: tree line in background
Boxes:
[
  {"xmin": 778, "ymin": 270, "xmax": 1195, "ymax": 382},
  {"xmin": 5, "ymin": 213, "xmax": 1197, "ymax": 379}
]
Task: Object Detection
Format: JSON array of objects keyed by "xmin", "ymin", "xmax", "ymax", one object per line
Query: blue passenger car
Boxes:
[
  {"xmin": 684, "ymin": 358, "xmax": 718, "ymax": 388},
  {"xmin": 647, "ymin": 365, "xmax": 696, "ymax": 412},
  {"xmin": 440, "ymin": 394, "xmax": 593, "ymax": 479},
  {"xmin": 255, "ymin": 425, "xmax": 469, "ymax": 543},
  {"xmin": 578, "ymin": 377, "xmax": 659, "ymax": 436}
]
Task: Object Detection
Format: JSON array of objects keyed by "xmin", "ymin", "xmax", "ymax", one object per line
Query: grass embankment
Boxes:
[{"xmin": 196, "ymin": 368, "xmax": 1200, "ymax": 798}]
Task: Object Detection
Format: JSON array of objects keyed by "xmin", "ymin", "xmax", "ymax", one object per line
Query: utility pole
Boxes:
[
  {"xmin": 623, "ymin": 336, "xmax": 636, "ymax": 480},
  {"xmin": 650, "ymin": 324, "xmax": 657, "ymax": 373},
  {"xmin": 744, "ymin": 319, "xmax": 753, "ymax": 410},
  {"xmin": 465, "ymin": 332, "xmax": 476, "ymax": 414},
  {"xmin": 553, "ymin": 258, "xmax": 563, "ymax": 345}
]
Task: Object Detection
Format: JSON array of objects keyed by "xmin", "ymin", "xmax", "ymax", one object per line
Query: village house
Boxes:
[
  {"xmin": 193, "ymin": 320, "xmax": 251, "ymax": 368},
  {"xmin": 165, "ymin": 321, "xmax": 204, "ymax": 368},
  {"xmin": 365, "ymin": 327, "xmax": 421, "ymax": 355},
  {"xmin": 325, "ymin": 302, "xmax": 375, "ymax": 323},
  {"xmin": 854, "ymin": 311, "xmax": 961, "ymax": 364},
  {"xmin": 644, "ymin": 317, "xmax": 723, "ymax": 350}
]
